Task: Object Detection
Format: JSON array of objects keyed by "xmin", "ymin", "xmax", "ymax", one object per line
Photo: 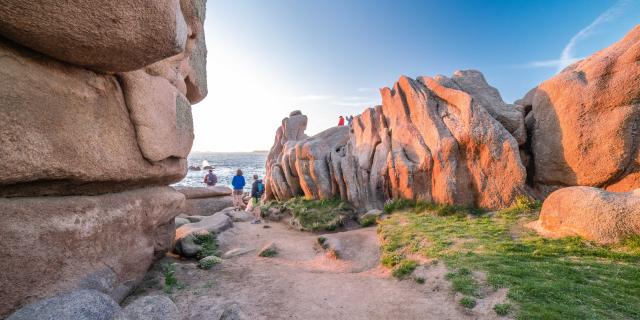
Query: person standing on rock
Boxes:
[
  {"xmin": 231, "ymin": 169, "xmax": 246, "ymax": 209},
  {"xmin": 204, "ymin": 169, "xmax": 217, "ymax": 187},
  {"xmin": 338, "ymin": 115, "xmax": 345, "ymax": 126},
  {"xmin": 247, "ymin": 175, "xmax": 265, "ymax": 223},
  {"xmin": 346, "ymin": 115, "xmax": 354, "ymax": 126}
]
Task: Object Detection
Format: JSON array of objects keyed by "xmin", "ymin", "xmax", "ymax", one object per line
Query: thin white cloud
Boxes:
[
  {"xmin": 518, "ymin": 0, "xmax": 633, "ymax": 72},
  {"xmin": 332, "ymin": 100, "xmax": 378, "ymax": 107},
  {"xmin": 356, "ymin": 87, "xmax": 377, "ymax": 92},
  {"xmin": 285, "ymin": 94, "xmax": 334, "ymax": 101}
]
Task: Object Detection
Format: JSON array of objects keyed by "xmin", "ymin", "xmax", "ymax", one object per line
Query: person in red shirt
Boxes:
[{"xmin": 338, "ymin": 115, "xmax": 345, "ymax": 126}]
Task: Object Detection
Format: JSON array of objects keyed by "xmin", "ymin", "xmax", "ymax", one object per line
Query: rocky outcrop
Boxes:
[
  {"xmin": 522, "ymin": 25, "xmax": 640, "ymax": 193},
  {"xmin": 0, "ymin": 187, "xmax": 184, "ymax": 316},
  {"xmin": 528, "ymin": 187, "xmax": 640, "ymax": 244},
  {"xmin": 175, "ymin": 186, "xmax": 234, "ymax": 216},
  {"xmin": 0, "ymin": 0, "xmax": 208, "ymax": 317},
  {"xmin": 265, "ymin": 71, "xmax": 528, "ymax": 210}
]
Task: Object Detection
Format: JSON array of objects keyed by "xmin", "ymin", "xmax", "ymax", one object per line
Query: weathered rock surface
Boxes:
[
  {"xmin": 0, "ymin": 37, "xmax": 188, "ymax": 197},
  {"xmin": 318, "ymin": 228, "xmax": 381, "ymax": 272},
  {"xmin": 0, "ymin": 0, "xmax": 189, "ymax": 72},
  {"xmin": 524, "ymin": 25, "xmax": 640, "ymax": 192},
  {"xmin": 0, "ymin": 0, "xmax": 208, "ymax": 317},
  {"xmin": 527, "ymin": 187, "xmax": 640, "ymax": 244},
  {"xmin": 114, "ymin": 295, "xmax": 180, "ymax": 320},
  {"xmin": 174, "ymin": 212, "xmax": 233, "ymax": 258},
  {"xmin": 7, "ymin": 290, "xmax": 120, "ymax": 320},
  {"xmin": 175, "ymin": 186, "xmax": 233, "ymax": 199},
  {"xmin": 181, "ymin": 195, "xmax": 235, "ymax": 216},
  {"xmin": 265, "ymin": 71, "xmax": 528, "ymax": 210},
  {"xmin": 0, "ymin": 187, "xmax": 184, "ymax": 317}
]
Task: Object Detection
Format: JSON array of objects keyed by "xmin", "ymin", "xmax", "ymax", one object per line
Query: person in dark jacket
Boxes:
[
  {"xmin": 247, "ymin": 175, "xmax": 265, "ymax": 223},
  {"xmin": 203, "ymin": 169, "xmax": 217, "ymax": 187},
  {"xmin": 231, "ymin": 169, "xmax": 246, "ymax": 209}
]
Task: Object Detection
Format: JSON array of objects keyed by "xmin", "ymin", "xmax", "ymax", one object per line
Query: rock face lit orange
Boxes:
[{"xmin": 265, "ymin": 71, "xmax": 529, "ymax": 210}]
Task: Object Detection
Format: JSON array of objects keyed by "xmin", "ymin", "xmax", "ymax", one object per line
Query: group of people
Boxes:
[
  {"xmin": 203, "ymin": 168, "xmax": 264, "ymax": 224},
  {"xmin": 338, "ymin": 115, "xmax": 354, "ymax": 126}
]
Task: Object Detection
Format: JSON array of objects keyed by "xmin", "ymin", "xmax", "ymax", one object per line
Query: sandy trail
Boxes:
[{"xmin": 132, "ymin": 220, "xmax": 506, "ymax": 319}]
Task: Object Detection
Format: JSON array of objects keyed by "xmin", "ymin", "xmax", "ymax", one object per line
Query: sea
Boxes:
[{"xmin": 172, "ymin": 152, "xmax": 268, "ymax": 192}]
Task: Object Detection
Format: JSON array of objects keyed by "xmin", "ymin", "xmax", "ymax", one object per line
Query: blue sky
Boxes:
[{"xmin": 192, "ymin": 0, "xmax": 640, "ymax": 152}]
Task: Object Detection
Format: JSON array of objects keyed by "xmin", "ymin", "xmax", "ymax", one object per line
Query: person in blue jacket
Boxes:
[{"xmin": 231, "ymin": 169, "xmax": 246, "ymax": 209}]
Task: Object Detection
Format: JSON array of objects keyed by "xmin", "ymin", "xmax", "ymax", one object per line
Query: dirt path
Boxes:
[{"xmin": 131, "ymin": 220, "xmax": 506, "ymax": 319}]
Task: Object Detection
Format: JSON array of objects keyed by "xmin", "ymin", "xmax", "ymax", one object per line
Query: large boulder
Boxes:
[
  {"xmin": 0, "ymin": 0, "xmax": 190, "ymax": 72},
  {"xmin": 265, "ymin": 71, "xmax": 528, "ymax": 210},
  {"xmin": 0, "ymin": 38, "xmax": 187, "ymax": 197},
  {"xmin": 0, "ymin": 187, "xmax": 185, "ymax": 317},
  {"xmin": 524, "ymin": 25, "xmax": 640, "ymax": 192},
  {"xmin": 527, "ymin": 187, "xmax": 640, "ymax": 244},
  {"xmin": 174, "ymin": 186, "xmax": 233, "ymax": 199},
  {"xmin": 7, "ymin": 290, "xmax": 121, "ymax": 320},
  {"xmin": 181, "ymin": 195, "xmax": 235, "ymax": 216},
  {"xmin": 114, "ymin": 296, "xmax": 180, "ymax": 320}
]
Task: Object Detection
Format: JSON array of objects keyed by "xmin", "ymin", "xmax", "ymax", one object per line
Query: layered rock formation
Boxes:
[
  {"xmin": 265, "ymin": 72, "xmax": 529, "ymax": 210},
  {"xmin": 0, "ymin": 0, "xmax": 208, "ymax": 316},
  {"xmin": 266, "ymin": 25, "xmax": 640, "ymax": 214}
]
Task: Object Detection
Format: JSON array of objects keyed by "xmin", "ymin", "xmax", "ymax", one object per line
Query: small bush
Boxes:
[
  {"xmin": 414, "ymin": 276, "xmax": 426, "ymax": 284},
  {"xmin": 259, "ymin": 246, "xmax": 277, "ymax": 257},
  {"xmin": 193, "ymin": 232, "xmax": 219, "ymax": 259},
  {"xmin": 493, "ymin": 303, "xmax": 511, "ymax": 316},
  {"xmin": 381, "ymin": 252, "xmax": 403, "ymax": 268},
  {"xmin": 392, "ymin": 259, "xmax": 418, "ymax": 278},
  {"xmin": 384, "ymin": 199, "xmax": 416, "ymax": 214},
  {"xmin": 317, "ymin": 236, "xmax": 329, "ymax": 249},
  {"xmin": 161, "ymin": 263, "xmax": 181, "ymax": 293},
  {"xmin": 198, "ymin": 256, "xmax": 222, "ymax": 270},
  {"xmin": 459, "ymin": 297, "xmax": 476, "ymax": 309}
]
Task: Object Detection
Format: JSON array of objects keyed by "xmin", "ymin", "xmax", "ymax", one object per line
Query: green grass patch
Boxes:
[
  {"xmin": 266, "ymin": 197, "xmax": 354, "ymax": 231},
  {"xmin": 197, "ymin": 256, "xmax": 222, "ymax": 270},
  {"xmin": 378, "ymin": 199, "xmax": 640, "ymax": 319},
  {"xmin": 161, "ymin": 263, "xmax": 185, "ymax": 293},
  {"xmin": 414, "ymin": 276, "xmax": 426, "ymax": 284},
  {"xmin": 445, "ymin": 267, "xmax": 480, "ymax": 297},
  {"xmin": 193, "ymin": 232, "xmax": 220, "ymax": 260},
  {"xmin": 493, "ymin": 303, "xmax": 512, "ymax": 316},
  {"xmin": 391, "ymin": 259, "xmax": 418, "ymax": 278},
  {"xmin": 259, "ymin": 246, "xmax": 278, "ymax": 257},
  {"xmin": 459, "ymin": 296, "xmax": 477, "ymax": 309},
  {"xmin": 359, "ymin": 214, "xmax": 378, "ymax": 227}
]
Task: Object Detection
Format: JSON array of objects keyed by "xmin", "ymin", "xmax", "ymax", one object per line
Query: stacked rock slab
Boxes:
[
  {"xmin": 0, "ymin": 0, "xmax": 207, "ymax": 317},
  {"xmin": 265, "ymin": 71, "xmax": 529, "ymax": 210},
  {"xmin": 520, "ymin": 25, "xmax": 640, "ymax": 194}
]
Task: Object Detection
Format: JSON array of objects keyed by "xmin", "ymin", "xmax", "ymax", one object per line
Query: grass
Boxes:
[
  {"xmin": 263, "ymin": 197, "xmax": 354, "ymax": 231},
  {"xmin": 192, "ymin": 232, "xmax": 219, "ymax": 260},
  {"xmin": 391, "ymin": 259, "xmax": 418, "ymax": 278},
  {"xmin": 414, "ymin": 276, "xmax": 426, "ymax": 284},
  {"xmin": 445, "ymin": 267, "xmax": 479, "ymax": 297},
  {"xmin": 494, "ymin": 303, "xmax": 512, "ymax": 316},
  {"xmin": 161, "ymin": 263, "xmax": 185, "ymax": 293},
  {"xmin": 259, "ymin": 246, "xmax": 278, "ymax": 257},
  {"xmin": 459, "ymin": 296, "xmax": 477, "ymax": 309},
  {"xmin": 378, "ymin": 198, "xmax": 640, "ymax": 319},
  {"xmin": 359, "ymin": 214, "xmax": 378, "ymax": 227}
]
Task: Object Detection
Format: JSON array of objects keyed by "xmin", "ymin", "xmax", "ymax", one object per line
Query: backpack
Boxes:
[
  {"xmin": 255, "ymin": 181, "xmax": 264, "ymax": 197},
  {"xmin": 207, "ymin": 173, "xmax": 217, "ymax": 186}
]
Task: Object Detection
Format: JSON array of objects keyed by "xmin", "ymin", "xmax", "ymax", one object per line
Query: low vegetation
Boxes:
[
  {"xmin": 459, "ymin": 296, "xmax": 476, "ymax": 309},
  {"xmin": 262, "ymin": 197, "xmax": 355, "ymax": 231},
  {"xmin": 198, "ymin": 256, "xmax": 222, "ymax": 270},
  {"xmin": 193, "ymin": 232, "xmax": 219, "ymax": 260},
  {"xmin": 161, "ymin": 263, "xmax": 185, "ymax": 293},
  {"xmin": 378, "ymin": 197, "xmax": 640, "ymax": 319}
]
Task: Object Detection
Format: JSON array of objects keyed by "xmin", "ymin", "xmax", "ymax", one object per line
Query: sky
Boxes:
[{"xmin": 191, "ymin": 0, "xmax": 640, "ymax": 152}]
